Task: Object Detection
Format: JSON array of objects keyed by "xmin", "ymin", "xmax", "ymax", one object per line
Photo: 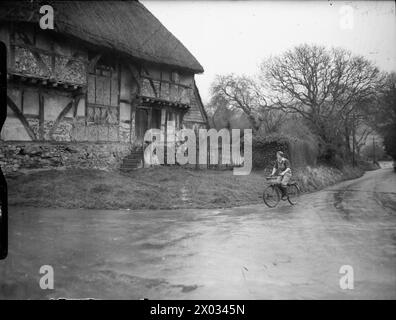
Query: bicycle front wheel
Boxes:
[
  {"xmin": 263, "ymin": 185, "xmax": 280, "ymax": 208},
  {"xmin": 287, "ymin": 183, "xmax": 300, "ymax": 205}
]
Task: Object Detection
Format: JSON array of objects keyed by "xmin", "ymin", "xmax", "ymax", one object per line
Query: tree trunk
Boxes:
[{"xmin": 247, "ymin": 114, "xmax": 260, "ymax": 132}]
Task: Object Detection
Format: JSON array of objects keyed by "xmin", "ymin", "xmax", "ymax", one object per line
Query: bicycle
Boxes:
[{"xmin": 262, "ymin": 176, "xmax": 300, "ymax": 208}]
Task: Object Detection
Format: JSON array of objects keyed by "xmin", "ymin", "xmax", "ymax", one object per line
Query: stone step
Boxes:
[
  {"xmin": 121, "ymin": 159, "xmax": 141, "ymax": 164},
  {"xmin": 121, "ymin": 163, "xmax": 140, "ymax": 168},
  {"xmin": 125, "ymin": 152, "xmax": 143, "ymax": 156},
  {"xmin": 126, "ymin": 157, "xmax": 142, "ymax": 160},
  {"xmin": 124, "ymin": 155, "xmax": 142, "ymax": 160},
  {"xmin": 120, "ymin": 164, "xmax": 138, "ymax": 169},
  {"xmin": 123, "ymin": 156, "xmax": 141, "ymax": 160},
  {"xmin": 123, "ymin": 160, "xmax": 141, "ymax": 164},
  {"xmin": 120, "ymin": 150, "xmax": 144, "ymax": 171}
]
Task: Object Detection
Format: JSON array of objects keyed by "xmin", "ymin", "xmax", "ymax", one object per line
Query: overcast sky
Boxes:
[{"xmin": 142, "ymin": 1, "xmax": 396, "ymax": 103}]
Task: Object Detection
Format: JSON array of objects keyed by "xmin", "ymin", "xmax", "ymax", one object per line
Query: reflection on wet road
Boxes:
[{"xmin": 0, "ymin": 168, "xmax": 395, "ymax": 299}]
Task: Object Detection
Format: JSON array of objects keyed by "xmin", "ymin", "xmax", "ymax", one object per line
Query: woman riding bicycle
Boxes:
[{"xmin": 270, "ymin": 151, "xmax": 292, "ymax": 200}]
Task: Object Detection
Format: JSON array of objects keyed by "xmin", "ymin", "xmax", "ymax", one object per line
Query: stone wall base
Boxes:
[{"xmin": 0, "ymin": 141, "xmax": 132, "ymax": 174}]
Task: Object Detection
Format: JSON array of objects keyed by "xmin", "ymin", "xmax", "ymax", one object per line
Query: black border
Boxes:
[{"xmin": 0, "ymin": 40, "xmax": 7, "ymax": 260}]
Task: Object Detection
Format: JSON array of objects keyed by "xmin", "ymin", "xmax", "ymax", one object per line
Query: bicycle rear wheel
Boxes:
[
  {"xmin": 263, "ymin": 185, "xmax": 280, "ymax": 208},
  {"xmin": 287, "ymin": 183, "xmax": 300, "ymax": 205}
]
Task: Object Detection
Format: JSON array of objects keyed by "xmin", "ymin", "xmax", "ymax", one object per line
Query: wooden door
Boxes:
[
  {"xmin": 151, "ymin": 109, "xmax": 161, "ymax": 129},
  {"xmin": 135, "ymin": 108, "xmax": 148, "ymax": 140}
]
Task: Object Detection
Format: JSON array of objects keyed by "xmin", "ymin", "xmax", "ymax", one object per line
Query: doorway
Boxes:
[{"xmin": 135, "ymin": 108, "xmax": 148, "ymax": 140}]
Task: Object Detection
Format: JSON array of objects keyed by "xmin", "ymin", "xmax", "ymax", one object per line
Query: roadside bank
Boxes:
[{"xmin": 6, "ymin": 163, "xmax": 371, "ymax": 210}]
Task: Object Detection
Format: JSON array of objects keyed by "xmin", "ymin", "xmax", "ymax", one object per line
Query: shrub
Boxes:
[
  {"xmin": 252, "ymin": 132, "xmax": 318, "ymax": 169},
  {"xmin": 361, "ymin": 143, "xmax": 386, "ymax": 161},
  {"xmin": 293, "ymin": 165, "xmax": 364, "ymax": 193},
  {"xmin": 383, "ymin": 126, "xmax": 396, "ymax": 160},
  {"xmin": 357, "ymin": 159, "xmax": 380, "ymax": 171}
]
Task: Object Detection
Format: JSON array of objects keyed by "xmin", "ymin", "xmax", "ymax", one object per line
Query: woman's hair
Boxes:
[{"xmin": 276, "ymin": 151, "xmax": 284, "ymax": 157}]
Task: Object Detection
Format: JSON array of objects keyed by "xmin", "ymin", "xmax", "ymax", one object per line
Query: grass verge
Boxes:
[{"xmin": 7, "ymin": 165, "xmax": 365, "ymax": 210}]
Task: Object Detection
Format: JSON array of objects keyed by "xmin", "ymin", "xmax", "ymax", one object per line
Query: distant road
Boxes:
[{"xmin": 0, "ymin": 168, "xmax": 395, "ymax": 299}]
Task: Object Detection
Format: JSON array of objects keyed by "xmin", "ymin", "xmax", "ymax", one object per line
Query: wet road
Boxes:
[{"xmin": 1, "ymin": 168, "xmax": 395, "ymax": 299}]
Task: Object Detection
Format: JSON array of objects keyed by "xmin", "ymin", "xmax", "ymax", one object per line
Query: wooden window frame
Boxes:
[{"xmin": 86, "ymin": 59, "xmax": 120, "ymax": 126}]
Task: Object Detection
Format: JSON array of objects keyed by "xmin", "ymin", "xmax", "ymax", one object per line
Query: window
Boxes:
[
  {"xmin": 171, "ymin": 71, "xmax": 179, "ymax": 83},
  {"xmin": 87, "ymin": 57, "xmax": 119, "ymax": 125}
]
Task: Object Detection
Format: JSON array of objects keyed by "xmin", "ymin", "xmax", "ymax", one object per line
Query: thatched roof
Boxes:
[{"xmin": 0, "ymin": 1, "xmax": 204, "ymax": 73}]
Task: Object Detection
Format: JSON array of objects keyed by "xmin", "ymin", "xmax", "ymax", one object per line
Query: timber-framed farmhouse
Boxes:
[{"xmin": 0, "ymin": 1, "xmax": 208, "ymax": 172}]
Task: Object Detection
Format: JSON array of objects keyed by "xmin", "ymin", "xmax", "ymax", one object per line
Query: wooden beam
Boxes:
[
  {"xmin": 64, "ymin": 51, "xmax": 85, "ymax": 70},
  {"xmin": 38, "ymin": 92, "xmax": 44, "ymax": 140},
  {"xmin": 88, "ymin": 54, "xmax": 102, "ymax": 73},
  {"xmin": 49, "ymin": 95, "xmax": 82, "ymax": 140},
  {"xmin": 126, "ymin": 62, "xmax": 141, "ymax": 93},
  {"xmin": 117, "ymin": 62, "xmax": 121, "ymax": 131},
  {"xmin": 49, "ymin": 101, "xmax": 73, "ymax": 140},
  {"xmin": 148, "ymin": 107, "xmax": 152, "ymax": 130},
  {"xmin": 9, "ymin": 23, "xmax": 15, "ymax": 68},
  {"xmin": 6, "ymin": 95, "xmax": 37, "ymax": 141},
  {"xmin": 20, "ymin": 88, "xmax": 24, "ymax": 114},
  {"xmin": 73, "ymin": 97, "xmax": 79, "ymax": 118}
]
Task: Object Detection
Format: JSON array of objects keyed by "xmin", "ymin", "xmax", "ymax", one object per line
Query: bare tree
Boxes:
[
  {"xmin": 364, "ymin": 72, "xmax": 396, "ymax": 159},
  {"xmin": 210, "ymin": 74, "xmax": 284, "ymax": 133},
  {"xmin": 365, "ymin": 72, "xmax": 396, "ymax": 133},
  {"xmin": 260, "ymin": 44, "xmax": 384, "ymax": 154},
  {"xmin": 355, "ymin": 124, "xmax": 374, "ymax": 156}
]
